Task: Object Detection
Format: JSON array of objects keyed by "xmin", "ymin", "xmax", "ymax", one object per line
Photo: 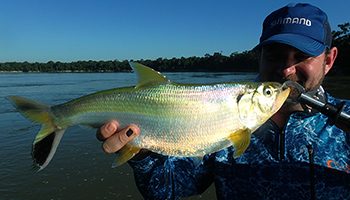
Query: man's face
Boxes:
[{"xmin": 259, "ymin": 43, "xmax": 328, "ymax": 92}]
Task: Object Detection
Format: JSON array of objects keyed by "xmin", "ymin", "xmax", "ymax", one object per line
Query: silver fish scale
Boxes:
[
  {"xmin": 53, "ymin": 83, "xmax": 250, "ymax": 157},
  {"xmin": 124, "ymin": 83, "xmax": 246, "ymax": 156}
]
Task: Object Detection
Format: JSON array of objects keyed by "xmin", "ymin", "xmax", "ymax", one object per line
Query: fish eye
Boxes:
[{"xmin": 263, "ymin": 86, "xmax": 273, "ymax": 97}]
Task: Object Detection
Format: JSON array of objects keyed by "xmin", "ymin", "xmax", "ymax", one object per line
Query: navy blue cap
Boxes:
[{"xmin": 256, "ymin": 3, "xmax": 332, "ymax": 56}]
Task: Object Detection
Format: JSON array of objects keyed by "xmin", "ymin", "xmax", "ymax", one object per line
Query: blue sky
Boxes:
[{"xmin": 1, "ymin": 0, "xmax": 349, "ymax": 62}]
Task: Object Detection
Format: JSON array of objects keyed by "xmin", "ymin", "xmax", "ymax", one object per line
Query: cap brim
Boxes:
[{"xmin": 255, "ymin": 33, "xmax": 326, "ymax": 56}]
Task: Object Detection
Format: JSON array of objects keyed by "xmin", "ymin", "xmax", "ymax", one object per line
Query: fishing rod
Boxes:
[{"xmin": 284, "ymin": 81, "xmax": 350, "ymax": 132}]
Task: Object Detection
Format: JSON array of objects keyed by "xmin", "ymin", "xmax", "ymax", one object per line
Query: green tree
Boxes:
[{"xmin": 332, "ymin": 22, "xmax": 350, "ymax": 74}]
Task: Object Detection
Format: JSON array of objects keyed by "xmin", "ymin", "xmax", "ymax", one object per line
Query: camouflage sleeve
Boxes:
[{"xmin": 128, "ymin": 152, "xmax": 213, "ymax": 200}]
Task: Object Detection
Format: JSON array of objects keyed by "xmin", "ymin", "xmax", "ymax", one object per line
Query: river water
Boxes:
[{"xmin": 0, "ymin": 72, "xmax": 258, "ymax": 200}]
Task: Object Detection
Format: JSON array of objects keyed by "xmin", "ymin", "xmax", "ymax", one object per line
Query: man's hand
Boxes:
[{"xmin": 96, "ymin": 120, "xmax": 140, "ymax": 153}]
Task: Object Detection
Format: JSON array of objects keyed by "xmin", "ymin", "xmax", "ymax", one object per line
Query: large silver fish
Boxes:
[{"xmin": 8, "ymin": 62, "xmax": 290, "ymax": 170}]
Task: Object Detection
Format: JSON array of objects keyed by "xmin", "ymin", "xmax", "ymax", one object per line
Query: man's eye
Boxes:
[
  {"xmin": 264, "ymin": 55, "xmax": 284, "ymax": 63},
  {"xmin": 295, "ymin": 53, "xmax": 311, "ymax": 62}
]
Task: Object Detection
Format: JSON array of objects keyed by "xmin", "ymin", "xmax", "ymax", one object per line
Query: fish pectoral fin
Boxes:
[
  {"xmin": 112, "ymin": 144, "xmax": 141, "ymax": 168},
  {"xmin": 227, "ymin": 128, "xmax": 252, "ymax": 158},
  {"xmin": 129, "ymin": 62, "xmax": 170, "ymax": 89}
]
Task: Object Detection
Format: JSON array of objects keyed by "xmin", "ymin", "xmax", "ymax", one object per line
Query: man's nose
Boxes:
[{"xmin": 280, "ymin": 65, "xmax": 296, "ymax": 77}]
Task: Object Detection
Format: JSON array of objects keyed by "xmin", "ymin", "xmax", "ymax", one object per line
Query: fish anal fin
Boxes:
[
  {"xmin": 129, "ymin": 62, "xmax": 170, "ymax": 89},
  {"xmin": 228, "ymin": 128, "xmax": 252, "ymax": 158},
  {"xmin": 112, "ymin": 144, "xmax": 141, "ymax": 167}
]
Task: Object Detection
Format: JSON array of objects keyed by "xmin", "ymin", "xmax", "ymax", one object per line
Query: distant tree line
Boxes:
[
  {"xmin": 0, "ymin": 60, "xmax": 131, "ymax": 73},
  {"xmin": 0, "ymin": 51, "xmax": 259, "ymax": 73},
  {"xmin": 0, "ymin": 23, "xmax": 349, "ymax": 74},
  {"xmin": 137, "ymin": 50, "xmax": 259, "ymax": 72}
]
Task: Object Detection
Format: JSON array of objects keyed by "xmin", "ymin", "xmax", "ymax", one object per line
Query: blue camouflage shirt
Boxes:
[{"xmin": 128, "ymin": 93, "xmax": 350, "ymax": 200}]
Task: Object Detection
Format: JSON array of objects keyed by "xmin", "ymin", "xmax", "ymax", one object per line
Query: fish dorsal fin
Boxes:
[{"xmin": 129, "ymin": 62, "xmax": 170, "ymax": 88}]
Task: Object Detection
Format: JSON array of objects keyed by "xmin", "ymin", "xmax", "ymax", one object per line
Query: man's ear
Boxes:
[{"xmin": 324, "ymin": 47, "xmax": 338, "ymax": 75}]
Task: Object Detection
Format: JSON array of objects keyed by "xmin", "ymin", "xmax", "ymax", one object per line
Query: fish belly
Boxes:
[{"xmin": 127, "ymin": 112, "xmax": 238, "ymax": 157}]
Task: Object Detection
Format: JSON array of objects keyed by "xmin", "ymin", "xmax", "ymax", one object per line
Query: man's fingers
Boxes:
[
  {"xmin": 102, "ymin": 124, "xmax": 140, "ymax": 153},
  {"xmin": 96, "ymin": 120, "xmax": 119, "ymax": 141}
]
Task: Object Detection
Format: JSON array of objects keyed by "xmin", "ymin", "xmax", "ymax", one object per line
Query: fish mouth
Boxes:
[
  {"xmin": 282, "ymin": 81, "xmax": 305, "ymax": 104},
  {"xmin": 275, "ymin": 86, "xmax": 291, "ymax": 109}
]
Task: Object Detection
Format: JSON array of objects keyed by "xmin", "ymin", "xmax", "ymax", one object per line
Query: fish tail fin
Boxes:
[{"xmin": 7, "ymin": 96, "xmax": 66, "ymax": 171}]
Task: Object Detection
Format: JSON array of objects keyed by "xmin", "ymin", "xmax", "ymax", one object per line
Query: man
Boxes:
[{"xmin": 97, "ymin": 3, "xmax": 350, "ymax": 199}]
